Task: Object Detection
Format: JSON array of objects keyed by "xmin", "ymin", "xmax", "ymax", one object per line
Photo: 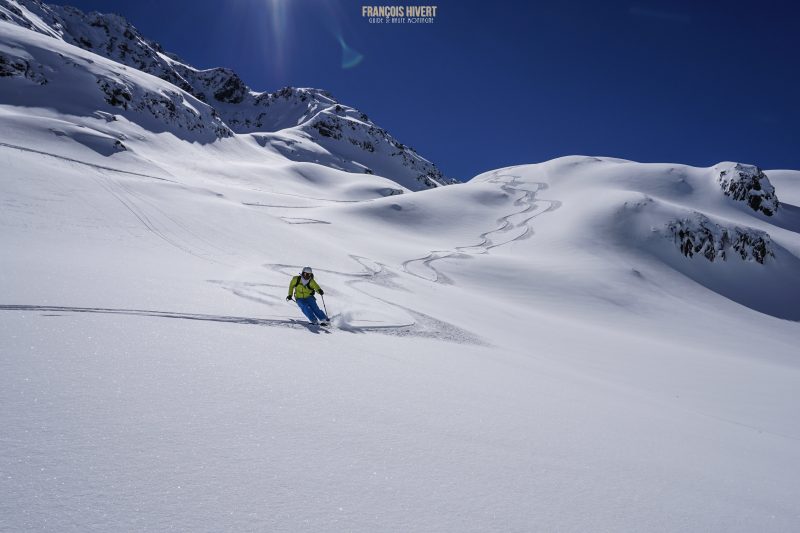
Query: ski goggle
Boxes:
[{"xmin": 302, "ymin": 272, "xmax": 312, "ymax": 278}]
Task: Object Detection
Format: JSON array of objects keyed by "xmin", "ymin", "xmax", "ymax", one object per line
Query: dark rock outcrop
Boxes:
[
  {"xmin": 716, "ymin": 163, "xmax": 779, "ymax": 216},
  {"xmin": 666, "ymin": 213, "xmax": 775, "ymax": 264}
]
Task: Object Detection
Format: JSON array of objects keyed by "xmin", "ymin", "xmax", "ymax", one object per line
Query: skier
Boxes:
[{"xmin": 286, "ymin": 267, "xmax": 329, "ymax": 326}]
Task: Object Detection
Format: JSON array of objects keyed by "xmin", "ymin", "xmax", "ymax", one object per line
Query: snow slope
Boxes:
[
  {"xmin": 768, "ymin": 169, "xmax": 800, "ymax": 206},
  {"xmin": 2, "ymin": 7, "xmax": 800, "ymax": 533}
]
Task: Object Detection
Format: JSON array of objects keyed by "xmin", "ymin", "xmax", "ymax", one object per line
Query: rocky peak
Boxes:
[{"xmin": 716, "ymin": 162, "xmax": 779, "ymax": 216}]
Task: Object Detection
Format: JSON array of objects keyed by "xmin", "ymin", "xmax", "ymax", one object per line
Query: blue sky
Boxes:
[{"xmin": 49, "ymin": 0, "xmax": 800, "ymax": 179}]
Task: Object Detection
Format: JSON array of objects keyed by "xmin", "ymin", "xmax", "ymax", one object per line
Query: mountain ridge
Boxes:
[{"xmin": 0, "ymin": 0, "xmax": 455, "ymax": 190}]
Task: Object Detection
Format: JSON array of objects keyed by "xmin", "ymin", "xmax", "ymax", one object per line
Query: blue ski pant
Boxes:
[{"xmin": 296, "ymin": 296, "xmax": 328, "ymax": 323}]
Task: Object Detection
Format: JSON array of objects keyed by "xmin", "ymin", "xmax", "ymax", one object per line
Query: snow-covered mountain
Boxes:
[
  {"xmin": 0, "ymin": 0, "xmax": 455, "ymax": 190},
  {"xmin": 2, "ymin": 3, "xmax": 800, "ymax": 532}
]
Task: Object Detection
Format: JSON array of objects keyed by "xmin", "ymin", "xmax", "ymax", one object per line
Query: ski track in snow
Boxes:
[
  {"xmin": 0, "ymin": 141, "xmax": 174, "ymax": 182},
  {"xmin": 0, "ymin": 299, "xmax": 483, "ymax": 343},
  {"xmin": 402, "ymin": 171, "xmax": 561, "ymax": 283},
  {"xmin": 0, "ymin": 304, "xmax": 335, "ymax": 334},
  {"xmin": 242, "ymin": 202, "xmax": 319, "ymax": 209},
  {"xmin": 234, "ymin": 172, "xmax": 555, "ymax": 343},
  {"xmin": 241, "ymin": 189, "xmax": 363, "ymax": 208},
  {"xmin": 0, "ymin": 164, "xmax": 549, "ymax": 345},
  {"xmin": 279, "ymin": 217, "xmax": 331, "ymax": 225},
  {"xmin": 263, "ymin": 259, "xmax": 487, "ymax": 345},
  {"xmin": 207, "ymin": 280, "xmax": 288, "ymax": 306},
  {"xmin": 1, "ymin": 142, "xmax": 239, "ymax": 265},
  {"xmin": 87, "ymin": 168, "xmax": 236, "ymax": 266}
]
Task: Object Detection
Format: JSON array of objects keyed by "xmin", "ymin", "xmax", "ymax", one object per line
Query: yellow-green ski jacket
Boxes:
[{"xmin": 288, "ymin": 276, "xmax": 322, "ymax": 299}]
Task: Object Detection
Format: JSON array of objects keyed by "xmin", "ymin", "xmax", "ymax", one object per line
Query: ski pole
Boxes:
[{"xmin": 321, "ymin": 294, "xmax": 329, "ymax": 318}]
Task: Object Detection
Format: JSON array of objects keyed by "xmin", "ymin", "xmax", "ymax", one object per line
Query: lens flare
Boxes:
[
  {"xmin": 234, "ymin": 0, "xmax": 364, "ymax": 79},
  {"xmin": 267, "ymin": 0, "xmax": 289, "ymax": 77},
  {"xmin": 338, "ymin": 34, "xmax": 364, "ymax": 69}
]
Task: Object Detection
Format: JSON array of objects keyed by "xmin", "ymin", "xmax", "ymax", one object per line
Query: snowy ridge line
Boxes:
[
  {"xmin": 0, "ymin": 141, "xmax": 174, "ymax": 181},
  {"xmin": 402, "ymin": 172, "xmax": 561, "ymax": 282}
]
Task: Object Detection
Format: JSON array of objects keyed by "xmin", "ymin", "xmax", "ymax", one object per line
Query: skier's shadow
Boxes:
[{"xmin": 294, "ymin": 320, "xmax": 332, "ymax": 334}]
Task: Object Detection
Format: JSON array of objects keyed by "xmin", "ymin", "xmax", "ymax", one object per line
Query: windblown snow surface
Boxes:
[{"xmin": 2, "ymin": 10, "xmax": 800, "ymax": 533}]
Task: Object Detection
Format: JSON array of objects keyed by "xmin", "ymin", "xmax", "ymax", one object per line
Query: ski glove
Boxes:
[
  {"xmin": 286, "ymin": 296, "xmax": 292, "ymax": 301},
  {"xmin": 318, "ymin": 289, "xmax": 324, "ymax": 295}
]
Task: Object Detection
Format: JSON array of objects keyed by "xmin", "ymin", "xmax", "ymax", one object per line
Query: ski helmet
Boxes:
[{"xmin": 302, "ymin": 267, "xmax": 313, "ymax": 274}]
